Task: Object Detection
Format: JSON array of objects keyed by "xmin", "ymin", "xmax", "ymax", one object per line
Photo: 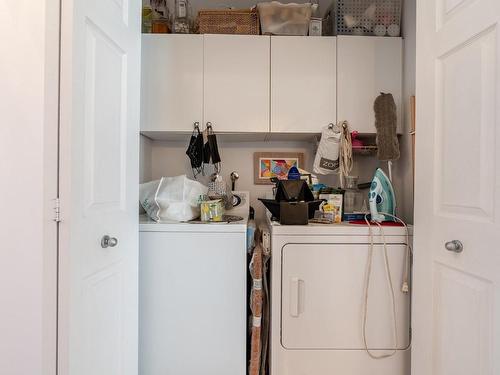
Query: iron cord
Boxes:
[{"xmin": 362, "ymin": 213, "xmax": 411, "ymax": 359}]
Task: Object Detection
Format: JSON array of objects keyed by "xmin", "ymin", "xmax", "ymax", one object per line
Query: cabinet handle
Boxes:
[{"xmin": 290, "ymin": 277, "xmax": 302, "ymax": 317}]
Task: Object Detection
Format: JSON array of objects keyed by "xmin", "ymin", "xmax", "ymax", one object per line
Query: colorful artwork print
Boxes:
[
  {"xmin": 254, "ymin": 152, "xmax": 304, "ymax": 185},
  {"xmin": 259, "ymin": 158, "xmax": 299, "ymax": 180}
]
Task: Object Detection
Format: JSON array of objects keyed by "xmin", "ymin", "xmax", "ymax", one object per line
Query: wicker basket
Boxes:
[{"xmin": 197, "ymin": 9, "xmax": 260, "ymax": 35}]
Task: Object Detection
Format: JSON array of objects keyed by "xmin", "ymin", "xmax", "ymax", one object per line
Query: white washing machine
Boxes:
[
  {"xmin": 139, "ymin": 192, "xmax": 249, "ymax": 375},
  {"xmin": 266, "ymin": 219, "xmax": 412, "ymax": 375}
]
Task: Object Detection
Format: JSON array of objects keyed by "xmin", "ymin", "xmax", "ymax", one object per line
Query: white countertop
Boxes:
[
  {"xmin": 267, "ymin": 216, "xmax": 413, "ymax": 237},
  {"xmin": 139, "ymin": 215, "xmax": 248, "ymax": 233}
]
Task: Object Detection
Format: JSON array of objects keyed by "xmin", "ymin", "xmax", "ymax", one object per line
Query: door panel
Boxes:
[
  {"xmin": 204, "ymin": 35, "xmax": 270, "ymax": 133},
  {"xmin": 337, "ymin": 36, "xmax": 402, "ymax": 134},
  {"xmin": 141, "ymin": 35, "xmax": 203, "ymax": 132},
  {"xmin": 281, "ymin": 243, "xmax": 410, "ymax": 350},
  {"xmin": 271, "ymin": 36, "xmax": 336, "ymax": 133},
  {"xmin": 433, "ymin": 263, "xmax": 492, "ymax": 375},
  {"xmin": 84, "ymin": 21, "xmax": 127, "ymax": 213},
  {"xmin": 59, "ymin": 0, "xmax": 141, "ymax": 374},
  {"xmin": 413, "ymin": 0, "xmax": 500, "ymax": 374},
  {"xmin": 435, "ymin": 27, "xmax": 496, "ymax": 219}
]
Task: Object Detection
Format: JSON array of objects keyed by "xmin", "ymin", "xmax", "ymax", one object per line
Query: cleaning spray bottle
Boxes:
[{"xmin": 246, "ymin": 206, "xmax": 256, "ymax": 254}]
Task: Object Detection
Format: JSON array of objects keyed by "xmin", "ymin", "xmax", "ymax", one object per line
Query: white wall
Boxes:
[
  {"xmin": 0, "ymin": 1, "xmax": 58, "ymax": 375},
  {"xmin": 394, "ymin": 0, "xmax": 416, "ymax": 223},
  {"xmin": 142, "ymin": 136, "xmax": 383, "ymax": 223}
]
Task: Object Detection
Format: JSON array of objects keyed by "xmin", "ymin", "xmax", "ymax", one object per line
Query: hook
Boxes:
[{"xmin": 328, "ymin": 122, "xmax": 334, "ymax": 129}]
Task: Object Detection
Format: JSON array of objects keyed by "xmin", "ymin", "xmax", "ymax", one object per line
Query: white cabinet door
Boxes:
[
  {"xmin": 141, "ymin": 34, "xmax": 203, "ymax": 132},
  {"xmin": 337, "ymin": 36, "xmax": 402, "ymax": 133},
  {"xmin": 413, "ymin": 1, "xmax": 500, "ymax": 375},
  {"xmin": 204, "ymin": 35, "xmax": 270, "ymax": 133},
  {"xmin": 271, "ymin": 36, "xmax": 336, "ymax": 133},
  {"xmin": 58, "ymin": 0, "xmax": 140, "ymax": 374}
]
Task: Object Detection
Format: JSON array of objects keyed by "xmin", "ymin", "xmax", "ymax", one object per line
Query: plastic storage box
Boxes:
[{"xmin": 257, "ymin": 1, "xmax": 318, "ymax": 36}]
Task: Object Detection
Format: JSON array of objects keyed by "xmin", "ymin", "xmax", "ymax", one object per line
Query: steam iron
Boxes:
[{"xmin": 368, "ymin": 168, "xmax": 396, "ymax": 222}]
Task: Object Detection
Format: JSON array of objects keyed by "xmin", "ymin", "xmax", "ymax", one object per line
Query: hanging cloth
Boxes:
[
  {"xmin": 185, "ymin": 122, "xmax": 204, "ymax": 177},
  {"xmin": 203, "ymin": 122, "xmax": 221, "ymax": 174},
  {"xmin": 339, "ymin": 120, "xmax": 353, "ymax": 188},
  {"xmin": 313, "ymin": 123, "xmax": 342, "ymax": 175}
]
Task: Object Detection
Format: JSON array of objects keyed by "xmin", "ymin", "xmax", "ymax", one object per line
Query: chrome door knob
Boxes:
[
  {"xmin": 445, "ymin": 240, "xmax": 463, "ymax": 253},
  {"xmin": 101, "ymin": 235, "xmax": 118, "ymax": 248}
]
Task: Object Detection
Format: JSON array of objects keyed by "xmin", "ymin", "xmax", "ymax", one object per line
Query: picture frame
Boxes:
[{"xmin": 253, "ymin": 152, "xmax": 305, "ymax": 185}]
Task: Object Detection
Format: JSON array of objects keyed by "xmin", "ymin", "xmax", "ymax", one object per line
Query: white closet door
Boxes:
[
  {"xmin": 413, "ymin": 1, "xmax": 500, "ymax": 375},
  {"xmin": 58, "ymin": 0, "xmax": 141, "ymax": 374},
  {"xmin": 204, "ymin": 35, "xmax": 270, "ymax": 133},
  {"xmin": 141, "ymin": 34, "xmax": 203, "ymax": 132},
  {"xmin": 271, "ymin": 36, "xmax": 337, "ymax": 133},
  {"xmin": 337, "ymin": 36, "xmax": 402, "ymax": 133}
]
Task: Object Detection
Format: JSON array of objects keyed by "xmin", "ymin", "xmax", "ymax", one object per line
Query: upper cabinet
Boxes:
[
  {"xmin": 337, "ymin": 36, "xmax": 403, "ymax": 134},
  {"xmin": 204, "ymin": 35, "xmax": 270, "ymax": 133},
  {"xmin": 141, "ymin": 34, "xmax": 403, "ymax": 136},
  {"xmin": 271, "ymin": 36, "xmax": 336, "ymax": 133},
  {"xmin": 141, "ymin": 34, "xmax": 203, "ymax": 132}
]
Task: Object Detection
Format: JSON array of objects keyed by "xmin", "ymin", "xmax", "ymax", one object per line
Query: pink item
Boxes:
[{"xmin": 351, "ymin": 131, "xmax": 364, "ymax": 148}]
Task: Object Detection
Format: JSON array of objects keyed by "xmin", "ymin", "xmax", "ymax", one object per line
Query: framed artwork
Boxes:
[{"xmin": 253, "ymin": 152, "xmax": 305, "ymax": 185}]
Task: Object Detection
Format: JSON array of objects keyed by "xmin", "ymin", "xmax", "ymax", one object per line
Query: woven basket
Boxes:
[{"xmin": 197, "ymin": 9, "xmax": 260, "ymax": 35}]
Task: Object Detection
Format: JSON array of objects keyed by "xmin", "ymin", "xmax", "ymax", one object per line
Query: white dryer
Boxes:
[{"xmin": 266, "ymin": 220, "xmax": 412, "ymax": 375}]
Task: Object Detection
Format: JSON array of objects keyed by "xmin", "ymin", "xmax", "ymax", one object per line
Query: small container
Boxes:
[
  {"xmin": 142, "ymin": 6, "xmax": 153, "ymax": 33},
  {"xmin": 309, "ymin": 18, "xmax": 322, "ymax": 36},
  {"xmin": 200, "ymin": 199, "xmax": 224, "ymax": 222},
  {"xmin": 152, "ymin": 16, "xmax": 170, "ymax": 33},
  {"xmin": 343, "ymin": 176, "xmax": 364, "ymax": 213},
  {"xmin": 173, "ymin": 0, "xmax": 191, "ymax": 33}
]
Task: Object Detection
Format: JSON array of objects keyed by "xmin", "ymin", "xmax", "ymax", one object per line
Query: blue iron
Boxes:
[{"xmin": 368, "ymin": 168, "xmax": 396, "ymax": 222}]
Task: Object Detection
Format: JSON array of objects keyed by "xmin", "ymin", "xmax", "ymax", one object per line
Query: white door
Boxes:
[
  {"xmin": 204, "ymin": 35, "xmax": 270, "ymax": 133},
  {"xmin": 413, "ymin": 1, "xmax": 500, "ymax": 375},
  {"xmin": 271, "ymin": 36, "xmax": 336, "ymax": 133},
  {"xmin": 141, "ymin": 34, "xmax": 203, "ymax": 133},
  {"xmin": 337, "ymin": 36, "xmax": 402, "ymax": 134},
  {"xmin": 58, "ymin": 0, "xmax": 141, "ymax": 374}
]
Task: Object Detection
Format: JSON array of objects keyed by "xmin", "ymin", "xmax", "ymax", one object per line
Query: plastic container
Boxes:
[
  {"xmin": 336, "ymin": 0, "xmax": 401, "ymax": 36},
  {"xmin": 257, "ymin": 1, "xmax": 318, "ymax": 36},
  {"xmin": 343, "ymin": 176, "xmax": 364, "ymax": 213}
]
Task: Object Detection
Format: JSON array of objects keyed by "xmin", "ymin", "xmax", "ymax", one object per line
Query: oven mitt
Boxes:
[{"xmin": 313, "ymin": 123, "xmax": 342, "ymax": 175}]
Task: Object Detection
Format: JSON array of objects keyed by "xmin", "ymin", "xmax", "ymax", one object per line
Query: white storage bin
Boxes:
[
  {"xmin": 336, "ymin": 0, "xmax": 402, "ymax": 37},
  {"xmin": 257, "ymin": 1, "xmax": 318, "ymax": 36}
]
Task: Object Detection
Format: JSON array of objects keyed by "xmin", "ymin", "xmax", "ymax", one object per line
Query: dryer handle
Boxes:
[{"xmin": 290, "ymin": 277, "xmax": 302, "ymax": 317}]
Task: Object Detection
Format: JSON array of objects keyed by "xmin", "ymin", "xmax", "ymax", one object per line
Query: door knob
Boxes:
[
  {"xmin": 101, "ymin": 235, "xmax": 118, "ymax": 248},
  {"xmin": 445, "ymin": 240, "xmax": 463, "ymax": 253}
]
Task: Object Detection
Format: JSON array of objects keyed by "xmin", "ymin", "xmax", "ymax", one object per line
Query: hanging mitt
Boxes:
[
  {"xmin": 313, "ymin": 123, "xmax": 342, "ymax": 175},
  {"xmin": 374, "ymin": 93, "xmax": 400, "ymax": 161}
]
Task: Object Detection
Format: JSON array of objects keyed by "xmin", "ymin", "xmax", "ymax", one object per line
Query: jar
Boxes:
[{"xmin": 343, "ymin": 176, "xmax": 364, "ymax": 213}]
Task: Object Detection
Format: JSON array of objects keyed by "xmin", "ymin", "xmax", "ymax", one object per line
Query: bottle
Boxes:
[
  {"xmin": 246, "ymin": 207, "xmax": 256, "ymax": 254},
  {"xmin": 173, "ymin": 0, "xmax": 190, "ymax": 33}
]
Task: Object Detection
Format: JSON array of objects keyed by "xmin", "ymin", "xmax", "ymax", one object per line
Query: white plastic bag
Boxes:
[
  {"xmin": 313, "ymin": 123, "xmax": 342, "ymax": 175},
  {"xmin": 139, "ymin": 175, "xmax": 208, "ymax": 222}
]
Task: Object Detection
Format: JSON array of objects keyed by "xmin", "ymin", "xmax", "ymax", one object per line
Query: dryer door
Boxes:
[{"xmin": 281, "ymin": 243, "xmax": 410, "ymax": 350}]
